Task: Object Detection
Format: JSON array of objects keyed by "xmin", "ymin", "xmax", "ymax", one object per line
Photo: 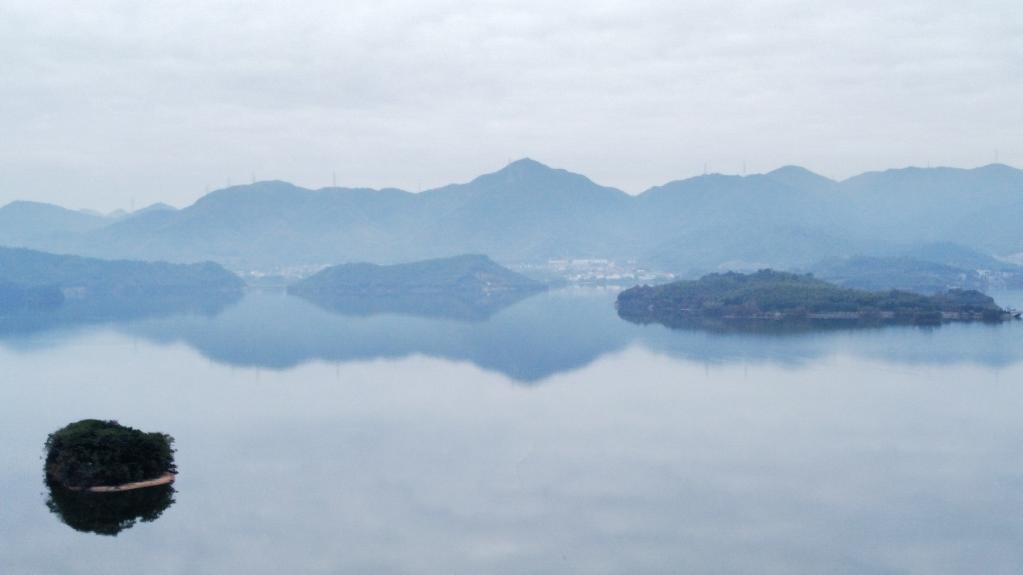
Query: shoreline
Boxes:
[{"xmin": 67, "ymin": 472, "xmax": 176, "ymax": 493}]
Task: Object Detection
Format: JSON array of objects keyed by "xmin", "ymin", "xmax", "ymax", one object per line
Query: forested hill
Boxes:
[
  {"xmin": 616, "ymin": 270, "xmax": 1013, "ymax": 326},
  {"xmin": 0, "ymin": 247, "xmax": 243, "ymax": 301},
  {"xmin": 290, "ymin": 254, "xmax": 543, "ymax": 296}
]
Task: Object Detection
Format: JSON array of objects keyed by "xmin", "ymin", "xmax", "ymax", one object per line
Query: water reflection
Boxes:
[
  {"xmin": 293, "ymin": 289, "xmax": 542, "ymax": 322},
  {"xmin": 0, "ymin": 291, "xmax": 242, "ymax": 339},
  {"xmin": 1, "ymin": 288, "xmax": 1022, "ymax": 381},
  {"xmin": 129, "ymin": 289, "xmax": 624, "ymax": 381},
  {"xmin": 44, "ymin": 478, "xmax": 176, "ymax": 536},
  {"xmin": 636, "ymin": 318, "xmax": 1022, "ymax": 368},
  {"xmin": 122, "ymin": 289, "xmax": 1023, "ymax": 377},
  {"xmin": 4, "ymin": 290, "xmax": 1023, "ymax": 573}
]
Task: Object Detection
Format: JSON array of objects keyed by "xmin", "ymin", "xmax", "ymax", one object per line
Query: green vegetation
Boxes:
[
  {"xmin": 617, "ymin": 270, "xmax": 1010, "ymax": 326},
  {"xmin": 45, "ymin": 420, "xmax": 176, "ymax": 489},
  {"xmin": 290, "ymin": 254, "xmax": 543, "ymax": 296}
]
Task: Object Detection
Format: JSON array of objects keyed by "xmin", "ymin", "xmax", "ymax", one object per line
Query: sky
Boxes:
[{"xmin": 1, "ymin": 0, "xmax": 1021, "ymax": 211}]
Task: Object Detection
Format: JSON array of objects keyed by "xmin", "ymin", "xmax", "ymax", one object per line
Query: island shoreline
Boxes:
[{"xmin": 65, "ymin": 472, "xmax": 177, "ymax": 494}]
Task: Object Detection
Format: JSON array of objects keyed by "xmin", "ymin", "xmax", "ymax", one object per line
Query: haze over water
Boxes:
[{"xmin": 3, "ymin": 289, "xmax": 1023, "ymax": 574}]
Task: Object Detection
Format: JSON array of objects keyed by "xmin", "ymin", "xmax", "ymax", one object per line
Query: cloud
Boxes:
[{"xmin": 1, "ymin": 0, "xmax": 1021, "ymax": 210}]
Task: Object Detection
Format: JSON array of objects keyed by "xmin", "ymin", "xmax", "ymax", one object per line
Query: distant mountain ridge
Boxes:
[
  {"xmin": 811, "ymin": 256, "xmax": 990, "ymax": 294},
  {"xmin": 2, "ymin": 159, "xmax": 1022, "ymax": 274},
  {"xmin": 807, "ymin": 242, "xmax": 1023, "ymax": 294}
]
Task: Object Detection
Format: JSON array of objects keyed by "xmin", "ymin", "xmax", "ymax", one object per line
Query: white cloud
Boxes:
[{"xmin": 1, "ymin": 0, "xmax": 1021, "ymax": 209}]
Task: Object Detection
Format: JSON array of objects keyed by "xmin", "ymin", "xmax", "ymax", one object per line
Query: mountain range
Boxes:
[{"xmin": 2, "ymin": 159, "xmax": 1022, "ymax": 275}]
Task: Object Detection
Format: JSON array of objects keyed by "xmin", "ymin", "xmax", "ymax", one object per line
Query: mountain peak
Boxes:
[
  {"xmin": 506, "ymin": 157, "xmax": 548, "ymax": 168},
  {"xmin": 974, "ymin": 163, "xmax": 1021, "ymax": 175},
  {"xmin": 136, "ymin": 202, "xmax": 177, "ymax": 214},
  {"xmin": 194, "ymin": 180, "xmax": 309, "ymax": 206},
  {"xmin": 495, "ymin": 157, "xmax": 555, "ymax": 176},
  {"xmin": 3, "ymin": 200, "xmax": 66, "ymax": 211},
  {"xmin": 765, "ymin": 165, "xmax": 837, "ymax": 191},
  {"xmin": 767, "ymin": 165, "xmax": 828, "ymax": 179}
]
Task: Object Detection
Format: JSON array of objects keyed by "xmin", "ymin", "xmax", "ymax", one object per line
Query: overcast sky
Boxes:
[{"xmin": 2, "ymin": 0, "xmax": 1021, "ymax": 211}]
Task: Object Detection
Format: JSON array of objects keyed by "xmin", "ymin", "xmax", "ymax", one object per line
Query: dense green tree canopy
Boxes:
[
  {"xmin": 45, "ymin": 419, "xmax": 176, "ymax": 489},
  {"xmin": 617, "ymin": 270, "xmax": 1007, "ymax": 327}
]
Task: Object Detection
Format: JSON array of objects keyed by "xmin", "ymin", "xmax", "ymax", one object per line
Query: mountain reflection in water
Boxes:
[
  {"xmin": 0, "ymin": 291, "xmax": 242, "ymax": 338},
  {"xmin": 1, "ymin": 288, "xmax": 1022, "ymax": 382},
  {"xmin": 291, "ymin": 288, "xmax": 542, "ymax": 322}
]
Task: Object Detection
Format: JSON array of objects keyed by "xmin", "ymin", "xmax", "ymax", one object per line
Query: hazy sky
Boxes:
[{"xmin": 2, "ymin": 0, "xmax": 1021, "ymax": 211}]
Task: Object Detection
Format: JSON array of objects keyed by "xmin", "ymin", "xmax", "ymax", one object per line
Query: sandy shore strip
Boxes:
[{"xmin": 69, "ymin": 472, "xmax": 177, "ymax": 493}]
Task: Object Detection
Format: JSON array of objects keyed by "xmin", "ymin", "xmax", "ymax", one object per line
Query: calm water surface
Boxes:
[{"xmin": 3, "ymin": 289, "xmax": 1023, "ymax": 574}]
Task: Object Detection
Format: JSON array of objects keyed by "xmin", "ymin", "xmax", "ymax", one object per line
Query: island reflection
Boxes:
[
  {"xmin": 2, "ymin": 288, "xmax": 1023, "ymax": 382},
  {"xmin": 292, "ymin": 288, "xmax": 540, "ymax": 322},
  {"xmin": 44, "ymin": 478, "xmax": 176, "ymax": 536},
  {"xmin": 0, "ymin": 291, "xmax": 242, "ymax": 338}
]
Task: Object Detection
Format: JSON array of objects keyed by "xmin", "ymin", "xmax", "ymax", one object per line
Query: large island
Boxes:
[
  {"xmin": 617, "ymin": 269, "xmax": 1019, "ymax": 328},
  {"xmin": 290, "ymin": 254, "xmax": 543, "ymax": 296},
  {"xmin": 288, "ymin": 254, "xmax": 545, "ymax": 320},
  {"xmin": 0, "ymin": 247, "xmax": 243, "ymax": 320},
  {"xmin": 0, "ymin": 247, "xmax": 242, "ymax": 300}
]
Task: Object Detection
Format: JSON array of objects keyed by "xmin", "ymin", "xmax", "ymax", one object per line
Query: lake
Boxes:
[{"xmin": 3, "ymin": 288, "xmax": 1023, "ymax": 574}]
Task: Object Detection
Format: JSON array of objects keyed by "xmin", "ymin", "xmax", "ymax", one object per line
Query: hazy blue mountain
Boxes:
[
  {"xmin": 811, "ymin": 256, "xmax": 988, "ymax": 294},
  {"xmin": 838, "ymin": 164, "xmax": 1023, "ymax": 247},
  {"xmin": 2, "ymin": 160, "xmax": 1021, "ymax": 275},
  {"xmin": 28, "ymin": 159, "xmax": 637, "ymax": 268},
  {"xmin": 765, "ymin": 165, "xmax": 840, "ymax": 193},
  {"xmin": 289, "ymin": 254, "xmax": 544, "ymax": 320},
  {"xmin": 291, "ymin": 254, "xmax": 543, "ymax": 294},
  {"xmin": 129, "ymin": 202, "xmax": 177, "ymax": 217},
  {"xmin": 417, "ymin": 158, "xmax": 635, "ymax": 260},
  {"xmin": 946, "ymin": 198, "xmax": 1023, "ymax": 257},
  {"xmin": 0, "ymin": 201, "xmax": 109, "ymax": 248},
  {"xmin": 79, "ymin": 181, "xmax": 421, "ymax": 266},
  {"xmin": 139, "ymin": 202, "xmax": 175, "ymax": 212},
  {"xmin": 0, "ymin": 247, "xmax": 243, "ymax": 329},
  {"xmin": 809, "ymin": 245, "xmax": 1023, "ymax": 293},
  {"xmin": 646, "ymin": 224, "xmax": 863, "ymax": 277},
  {"xmin": 896, "ymin": 242, "xmax": 1021, "ymax": 272},
  {"xmin": 643, "ymin": 163, "xmax": 1023, "ymax": 270},
  {"xmin": 635, "ymin": 172, "xmax": 858, "ymax": 274},
  {"xmin": 0, "ymin": 247, "xmax": 243, "ymax": 299}
]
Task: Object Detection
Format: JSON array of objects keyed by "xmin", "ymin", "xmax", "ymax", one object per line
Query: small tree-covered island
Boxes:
[
  {"xmin": 288, "ymin": 254, "xmax": 546, "ymax": 320},
  {"xmin": 290, "ymin": 254, "xmax": 543, "ymax": 297},
  {"xmin": 45, "ymin": 420, "xmax": 176, "ymax": 492},
  {"xmin": 617, "ymin": 270, "xmax": 1021, "ymax": 328}
]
